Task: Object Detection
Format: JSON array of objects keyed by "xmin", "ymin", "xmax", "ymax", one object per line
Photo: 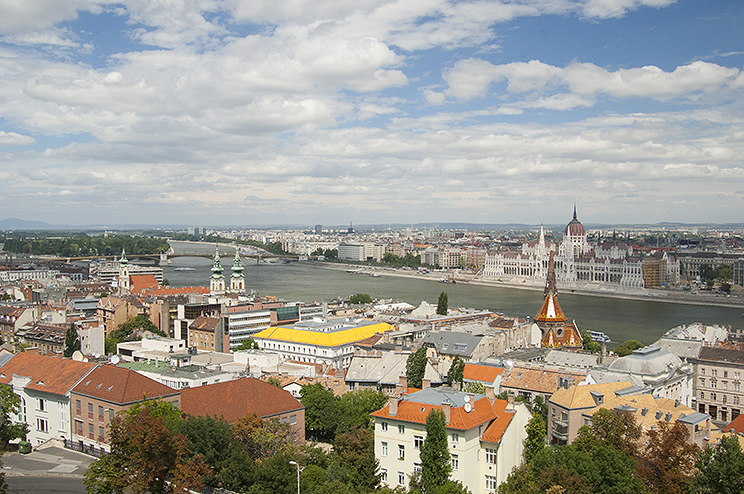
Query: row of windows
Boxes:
[
  {"xmin": 700, "ymin": 369, "xmax": 741, "ymax": 379},
  {"xmin": 380, "ymin": 441, "xmax": 496, "ymax": 465},
  {"xmin": 700, "ymin": 392, "xmax": 741, "ymax": 405},
  {"xmin": 699, "ymin": 378, "xmax": 741, "ymax": 391},
  {"xmin": 381, "ymin": 469, "xmax": 498, "ymax": 491}
]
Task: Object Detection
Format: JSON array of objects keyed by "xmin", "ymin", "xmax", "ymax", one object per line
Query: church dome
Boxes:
[{"xmin": 564, "ymin": 207, "xmax": 585, "ymax": 237}]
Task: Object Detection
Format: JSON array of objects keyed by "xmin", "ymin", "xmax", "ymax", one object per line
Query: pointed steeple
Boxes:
[
  {"xmin": 231, "ymin": 251, "xmax": 244, "ymax": 276},
  {"xmin": 119, "ymin": 248, "xmax": 128, "ymax": 266},
  {"xmin": 573, "ymin": 203, "xmax": 577, "ymax": 220},
  {"xmin": 211, "ymin": 246, "xmax": 224, "ymax": 278},
  {"xmin": 543, "ymin": 251, "xmax": 557, "ymax": 298}
]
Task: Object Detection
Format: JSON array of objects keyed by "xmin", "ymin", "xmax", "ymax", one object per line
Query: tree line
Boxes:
[
  {"xmin": 2, "ymin": 234, "xmax": 169, "ymax": 256},
  {"xmin": 500, "ymin": 406, "xmax": 744, "ymax": 494}
]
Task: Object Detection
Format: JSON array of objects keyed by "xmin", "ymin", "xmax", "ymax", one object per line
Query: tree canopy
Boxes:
[
  {"xmin": 63, "ymin": 323, "xmax": 81, "ymax": 358},
  {"xmin": 349, "ymin": 293, "xmax": 373, "ymax": 305},
  {"xmin": 446, "ymin": 355, "xmax": 465, "ymax": 387},
  {"xmin": 436, "ymin": 292, "xmax": 448, "ymax": 316},
  {"xmin": 613, "ymin": 339, "xmax": 645, "ymax": 357},
  {"xmin": 690, "ymin": 435, "xmax": 744, "ymax": 494},
  {"xmin": 419, "ymin": 409, "xmax": 451, "ymax": 494},
  {"xmin": 406, "ymin": 346, "xmax": 428, "ymax": 389}
]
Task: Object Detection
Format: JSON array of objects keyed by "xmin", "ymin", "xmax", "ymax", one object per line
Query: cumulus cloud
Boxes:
[
  {"xmin": 0, "ymin": 131, "xmax": 36, "ymax": 145},
  {"xmin": 443, "ymin": 59, "xmax": 742, "ymax": 104}
]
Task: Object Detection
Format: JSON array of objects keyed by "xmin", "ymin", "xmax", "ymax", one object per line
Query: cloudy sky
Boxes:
[{"xmin": 0, "ymin": 0, "xmax": 742, "ymax": 227}]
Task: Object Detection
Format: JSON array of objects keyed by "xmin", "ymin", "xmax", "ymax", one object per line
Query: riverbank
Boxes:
[{"xmin": 312, "ymin": 262, "xmax": 744, "ymax": 310}]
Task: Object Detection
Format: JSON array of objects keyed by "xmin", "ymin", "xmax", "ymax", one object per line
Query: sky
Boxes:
[{"xmin": 0, "ymin": 0, "xmax": 742, "ymax": 227}]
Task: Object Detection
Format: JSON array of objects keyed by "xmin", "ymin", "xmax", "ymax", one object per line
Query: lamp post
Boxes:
[{"xmin": 289, "ymin": 460, "xmax": 300, "ymax": 494}]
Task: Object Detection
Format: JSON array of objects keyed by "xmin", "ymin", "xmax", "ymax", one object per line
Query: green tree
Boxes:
[
  {"xmin": 177, "ymin": 414, "xmax": 232, "ymax": 475},
  {"xmin": 575, "ymin": 408, "xmax": 643, "ymax": 458},
  {"xmin": 579, "ymin": 330, "xmax": 602, "ymax": 353},
  {"xmin": 349, "ymin": 293, "xmax": 373, "ymax": 305},
  {"xmin": 406, "ymin": 346, "xmax": 428, "ymax": 389},
  {"xmin": 300, "ymin": 383, "xmax": 339, "ymax": 442},
  {"xmin": 523, "ymin": 412, "xmax": 546, "ymax": 465},
  {"xmin": 324, "ymin": 248, "xmax": 338, "ymax": 260},
  {"xmin": 267, "ymin": 377, "xmax": 282, "ymax": 387},
  {"xmin": 419, "ymin": 409, "xmax": 451, "ymax": 494},
  {"xmin": 0, "ymin": 387, "xmax": 29, "ymax": 448},
  {"xmin": 336, "ymin": 389, "xmax": 388, "ymax": 432},
  {"xmin": 690, "ymin": 434, "xmax": 744, "ymax": 494},
  {"xmin": 614, "ymin": 339, "xmax": 644, "ymax": 357},
  {"xmin": 436, "ymin": 292, "xmax": 448, "ymax": 316},
  {"xmin": 236, "ymin": 337, "xmax": 260, "ymax": 351},
  {"xmin": 84, "ymin": 404, "xmax": 209, "ymax": 494},
  {"xmin": 334, "ymin": 427, "xmax": 380, "ymax": 491},
  {"xmin": 63, "ymin": 323, "xmax": 81, "ymax": 358},
  {"xmin": 446, "ymin": 355, "xmax": 465, "ymax": 387}
]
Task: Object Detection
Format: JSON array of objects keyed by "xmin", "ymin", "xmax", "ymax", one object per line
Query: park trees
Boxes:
[
  {"xmin": 613, "ymin": 339, "xmax": 645, "ymax": 357},
  {"xmin": 690, "ymin": 434, "xmax": 744, "ymax": 494},
  {"xmin": 84, "ymin": 403, "xmax": 210, "ymax": 494},
  {"xmin": 349, "ymin": 293, "xmax": 373, "ymax": 305}
]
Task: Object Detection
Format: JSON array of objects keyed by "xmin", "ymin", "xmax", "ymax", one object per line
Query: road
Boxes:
[{"xmin": 6, "ymin": 476, "xmax": 85, "ymax": 494}]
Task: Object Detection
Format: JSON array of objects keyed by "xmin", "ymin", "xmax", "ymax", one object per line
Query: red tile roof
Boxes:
[
  {"xmin": 130, "ymin": 274, "xmax": 160, "ymax": 293},
  {"xmin": 71, "ymin": 365, "xmax": 179, "ymax": 405},
  {"xmin": 0, "ymin": 353, "xmax": 97, "ymax": 396},
  {"xmin": 464, "ymin": 363, "xmax": 504, "ymax": 383},
  {"xmin": 723, "ymin": 413, "xmax": 744, "ymax": 434},
  {"xmin": 189, "ymin": 316, "xmax": 220, "ymax": 333},
  {"xmin": 180, "ymin": 377, "xmax": 304, "ymax": 424}
]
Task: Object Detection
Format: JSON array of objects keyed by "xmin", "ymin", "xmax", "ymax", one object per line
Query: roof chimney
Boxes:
[
  {"xmin": 453, "ymin": 381, "xmax": 461, "ymax": 391},
  {"xmin": 507, "ymin": 394, "xmax": 515, "ymax": 406},
  {"xmin": 485, "ymin": 386, "xmax": 495, "ymax": 403},
  {"xmin": 441, "ymin": 401, "xmax": 451, "ymax": 424},
  {"xmin": 388, "ymin": 396, "xmax": 398, "ymax": 416},
  {"xmin": 422, "ymin": 378, "xmax": 431, "ymax": 389},
  {"xmin": 399, "ymin": 375, "xmax": 408, "ymax": 390}
]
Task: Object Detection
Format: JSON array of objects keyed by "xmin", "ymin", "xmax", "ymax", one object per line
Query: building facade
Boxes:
[{"xmin": 371, "ymin": 386, "xmax": 530, "ymax": 493}]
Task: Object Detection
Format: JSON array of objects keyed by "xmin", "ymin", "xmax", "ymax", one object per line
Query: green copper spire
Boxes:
[
  {"xmin": 211, "ymin": 246, "xmax": 224, "ymax": 278},
  {"xmin": 231, "ymin": 250, "xmax": 244, "ymax": 276},
  {"xmin": 119, "ymin": 248, "xmax": 128, "ymax": 265}
]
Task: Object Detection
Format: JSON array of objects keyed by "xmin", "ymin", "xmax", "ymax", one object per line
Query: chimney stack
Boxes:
[
  {"xmin": 388, "ymin": 396, "xmax": 398, "ymax": 416},
  {"xmin": 398, "ymin": 375, "xmax": 408, "ymax": 394},
  {"xmin": 441, "ymin": 401, "xmax": 451, "ymax": 424},
  {"xmin": 422, "ymin": 378, "xmax": 431, "ymax": 389},
  {"xmin": 485, "ymin": 386, "xmax": 495, "ymax": 403}
]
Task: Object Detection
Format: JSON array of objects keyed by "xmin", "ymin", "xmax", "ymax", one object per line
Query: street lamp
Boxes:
[{"xmin": 289, "ymin": 461, "xmax": 301, "ymax": 494}]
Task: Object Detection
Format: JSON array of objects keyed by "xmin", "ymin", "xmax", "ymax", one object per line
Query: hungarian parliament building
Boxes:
[{"xmin": 481, "ymin": 208, "xmax": 680, "ymax": 291}]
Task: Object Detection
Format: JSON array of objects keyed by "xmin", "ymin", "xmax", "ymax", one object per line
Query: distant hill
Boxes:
[{"xmin": 0, "ymin": 218, "xmax": 56, "ymax": 230}]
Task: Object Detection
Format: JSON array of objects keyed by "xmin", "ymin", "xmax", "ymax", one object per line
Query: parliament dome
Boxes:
[{"xmin": 564, "ymin": 207, "xmax": 585, "ymax": 237}]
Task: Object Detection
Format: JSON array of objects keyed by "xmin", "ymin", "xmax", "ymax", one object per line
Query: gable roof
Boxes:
[
  {"xmin": 180, "ymin": 377, "xmax": 304, "ymax": 424},
  {"xmin": 549, "ymin": 381, "xmax": 636, "ymax": 409},
  {"xmin": 463, "ymin": 363, "xmax": 504, "ymax": 384},
  {"xmin": 0, "ymin": 353, "xmax": 97, "ymax": 396},
  {"xmin": 189, "ymin": 315, "xmax": 220, "ymax": 333},
  {"xmin": 130, "ymin": 274, "xmax": 160, "ymax": 293},
  {"xmin": 71, "ymin": 365, "xmax": 179, "ymax": 405},
  {"xmin": 502, "ymin": 366, "xmax": 586, "ymax": 395},
  {"xmin": 420, "ymin": 331, "xmax": 483, "ymax": 357}
]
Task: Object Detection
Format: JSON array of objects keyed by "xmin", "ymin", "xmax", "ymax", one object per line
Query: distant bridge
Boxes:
[{"xmin": 44, "ymin": 251, "xmax": 298, "ymax": 264}]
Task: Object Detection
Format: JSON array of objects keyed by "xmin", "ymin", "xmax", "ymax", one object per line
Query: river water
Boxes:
[{"xmin": 163, "ymin": 242, "xmax": 743, "ymax": 347}]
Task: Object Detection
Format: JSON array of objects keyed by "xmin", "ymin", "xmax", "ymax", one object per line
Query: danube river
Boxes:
[{"xmin": 163, "ymin": 242, "xmax": 743, "ymax": 348}]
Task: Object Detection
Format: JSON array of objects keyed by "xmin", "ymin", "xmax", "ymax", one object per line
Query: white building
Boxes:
[
  {"xmin": 0, "ymin": 353, "xmax": 98, "ymax": 446},
  {"xmin": 371, "ymin": 386, "xmax": 531, "ymax": 493},
  {"xmin": 252, "ymin": 318, "xmax": 392, "ymax": 369},
  {"xmin": 586, "ymin": 346, "xmax": 695, "ymax": 407},
  {"xmin": 116, "ymin": 334, "xmax": 187, "ymax": 362},
  {"xmin": 482, "ymin": 209, "xmax": 664, "ymax": 291}
]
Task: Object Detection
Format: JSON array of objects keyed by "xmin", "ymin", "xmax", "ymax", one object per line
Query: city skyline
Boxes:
[{"xmin": 0, "ymin": 0, "xmax": 742, "ymax": 226}]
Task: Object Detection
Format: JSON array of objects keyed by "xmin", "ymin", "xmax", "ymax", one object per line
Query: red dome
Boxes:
[{"xmin": 564, "ymin": 207, "xmax": 585, "ymax": 236}]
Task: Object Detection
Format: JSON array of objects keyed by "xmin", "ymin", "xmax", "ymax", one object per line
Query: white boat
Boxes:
[{"xmin": 587, "ymin": 330, "xmax": 611, "ymax": 343}]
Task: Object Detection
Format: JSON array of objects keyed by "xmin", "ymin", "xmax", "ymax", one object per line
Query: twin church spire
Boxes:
[{"xmin": 210, "ymin": 246, "xmax": 245, "ymax": 294}]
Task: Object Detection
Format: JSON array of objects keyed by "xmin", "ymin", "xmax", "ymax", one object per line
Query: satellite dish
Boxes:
[
  {"xmin": 111, "ymin": 355, "xmax": 121, "ymax": 365},
  {"xmin": 464, "ymin": 403, "xmax": 472, "ymax": 413},
  {"xmin": 71, "ymin": 351, "xmax": 84, "ymax": 362},
  {"xmin": 464, "ymin": 395, "xmax": 470, "ymax": 403}
]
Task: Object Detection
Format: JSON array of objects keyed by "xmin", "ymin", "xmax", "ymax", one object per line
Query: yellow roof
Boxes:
[
  {"xmin": 550, "ymin": 381, "xmax": 634, "ymax": 409},
  {"xmin": 582, "ymin": 394, "xmax": 696, "ymax": 431},
  {"xmin": 253, "ymin": 321, "xmax": 392, "ymax": 347}
]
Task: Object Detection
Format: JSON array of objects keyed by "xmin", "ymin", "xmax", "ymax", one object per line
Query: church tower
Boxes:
[
  {"xmin": 230, "ymin": 250, "xmax": 245, "ymax": 292},
  {"xmin": 118, "ymin": 248, "xmax": 130, "ymax": 292},
  {"xmin": 534, "ymin": 252, "xmax": 583, "ymax": 349},
  {"xmin": 210, "ymin": 246, "xmax": 226, "ymax": 294}
]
